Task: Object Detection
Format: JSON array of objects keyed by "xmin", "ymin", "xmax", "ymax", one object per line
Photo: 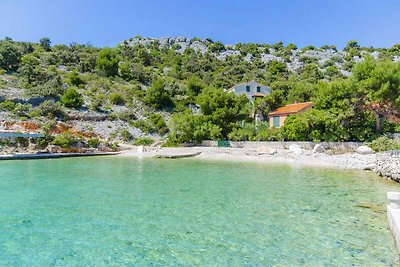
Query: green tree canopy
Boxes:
[
  {"xmin": 96, "ymin": 48, "xmax": 120, "ymax": 77},
  {"xmin": 61, "ymin": 87, "xmax": 83, "ymax": 108}
]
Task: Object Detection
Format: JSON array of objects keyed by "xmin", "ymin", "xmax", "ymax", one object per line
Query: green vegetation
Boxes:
[
  {"xmin": 133, "ymin": 137, "xmax": 154, "ymax": 146},
  {"xmin": 52, "ymin": 131, "xmax": 80, "ymax": 148},
  {"xmin": 61, "ymin": 87, "xmax": 83, "ymax": 108},
  {"xmin": 370, "ymin": 136, "xmax": 400, "ymax": 152},
  {"xmin": 0, "ymin": 37, "xmax": 398, "ymax": 147}
]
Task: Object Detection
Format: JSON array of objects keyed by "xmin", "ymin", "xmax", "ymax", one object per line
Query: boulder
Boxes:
[
  {"xmin": 289, "ymin": 144, "xmax": 303, "ymax": 155},
  {"xmin": 356, "ymin": 145, "xmax": 375, "ymax": 155},
  {"xmin": 257, "ymin": 146, "xmax": 277, "ymax": 155},
  {"xmin": 312, "ymin": 144, "xmax": 326, "ymax": 154},
  {"xmin": 137, "ymin": 145, "xmax": 145, "ymax": 154},
  {"xmin": 46, "ymin": 145, "xmax": 61, "ymax": 153}
]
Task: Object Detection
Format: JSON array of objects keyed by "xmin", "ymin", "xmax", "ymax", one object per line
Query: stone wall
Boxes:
[{"xmin": 375, "ymin": 151, "xmax": 400, "ymax": 182}]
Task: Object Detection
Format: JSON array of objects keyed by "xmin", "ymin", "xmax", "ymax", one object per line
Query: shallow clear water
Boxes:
[{"xmin": 0, "ymin": 157, "xmax": 399, "ymax": 266}]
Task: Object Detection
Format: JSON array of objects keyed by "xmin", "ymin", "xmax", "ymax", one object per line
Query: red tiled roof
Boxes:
[{"xmin": 269, "ymin": 102, "xmax": 312, "ymax": 116}]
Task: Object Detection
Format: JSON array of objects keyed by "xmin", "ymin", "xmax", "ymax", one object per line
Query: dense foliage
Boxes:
[{"xmin": 0, "ymin": 37, "xmax": 399, "ymax": 146}]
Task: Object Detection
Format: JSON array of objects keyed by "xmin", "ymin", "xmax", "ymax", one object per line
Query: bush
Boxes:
[
  {"xmin": 52, "ymin": 131, "xmax": 79, "ymax": 148},
  {"xmin": 0, "ymin": 100, "xmax": 15, "ymax": 111},
  {"xmin": 370, "ymin": 136, "xmax": 400, "ymax": 152},
  {"xmin": 148, "ymin": 114, "xmax": 169, "ymax": 135},
  {"xmin": 38, "ymin": 100, "xmax": 65, "ymax": 118},
  {"xmin": 255, "ymin": 127, "xmax": 284, "ymax": 141},
  {"xmin": 109, "ymin": 92, "xmax": 125, "ymax": 105},
  {"xmin": 67, "ymin": 70, "xmax": 85, "ymax": 87},
  {"xmin": 12, "ymin": 103, "xmax": 31, "ymax": 117},
  {"xmin": 143, "ymin": 79, "xmax": 173, "ymax": 109},
  {"xmin": 61, "ymin": 87, "xmax": 83, "ymax": 108},
  {"xmin": 121, "ymin": 129, "xmax": 133, "ymax": 142},
  {"xmin": 134, "ymin": 137, "xmax": 154, "ymax": 146},
  {"xmin": 130, "ymin": 119, "xmax": 154, "ymax": 134},
  {"xmin": 87, "ymin": 138, "xmax": 100, "ymax": 148}
]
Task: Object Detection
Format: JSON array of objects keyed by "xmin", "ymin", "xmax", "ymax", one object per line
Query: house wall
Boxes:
[
  {"xmin": 231, "ymin": 81, "xmax": 271, "ymax": 101},
  {"xmin": 268, "ymin": 106, "xmax": 312, "ymax": 128},
  {"xmin": 269, "ymin": 115, "xmax": 287, "ymax": 128}
]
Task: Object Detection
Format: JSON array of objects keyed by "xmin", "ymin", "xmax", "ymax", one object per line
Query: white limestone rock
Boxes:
[
  {"xmin": 289, "ymin": 144, "xmax": 303, "ymax": 155},
  {"xmin": 257, "ymin": 146, "xmax": 277, "ymax": 155},
  {"xmin": 356, "ymin": 145, "xmax": 375, "ymax": 155},
  {"xmin": 312, "ymin": 144, "xmax": 326, "ymax": 154}
]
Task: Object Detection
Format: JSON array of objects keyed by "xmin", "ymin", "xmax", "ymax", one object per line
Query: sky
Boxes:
[{"xmin": 1, "ymin": 0, "xmax": 400, "ymax": 48}]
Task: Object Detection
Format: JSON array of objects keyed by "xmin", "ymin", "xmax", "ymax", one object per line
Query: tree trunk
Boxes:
[{"xmin": 373, "ymin": 111, "xmax": 384, "ymax": 133}]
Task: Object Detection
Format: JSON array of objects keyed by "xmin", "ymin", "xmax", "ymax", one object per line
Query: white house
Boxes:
[{"xmin": 227, "ymin": 80, "xmax": 271, "ymax": 101}]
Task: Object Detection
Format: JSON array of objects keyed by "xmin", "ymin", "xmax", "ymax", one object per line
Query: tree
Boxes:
[
  {"xmin": 267, "ymin": 60, "xmax": 288, "ymax": 81},
  {"xmin": 67, "ymin": 70, "xmax": 85, "ymax": 86},
  {"xmin": 96, "ymin": 48, "xmax": 119, "ymax": 76},
  {"xmin": 197, "ymin": 87, "xmax": 251, "ymax": 137},
  {"xmin": 352, "ymin": 58, "xmax": 400, "ymax": 132},
  {"xmin": 345, "ymin": 40, "xmax": 360, "ymax": 51},
  {"xmin": 209, "ymin": 41, "xmax": 225, "ymax": 53},
  {"xmin": 186, "ymin": 76, "xmax": 205, "ymax": 101},
  {"xmin": 39, "ymin": 37, "xmax": 51, "ymax": 51},
  {"xmin": 61, "ymin": 87, "xmax": 83, "ymax": 108},
  {"xmin": 143, "ymin": 79, "xmax": 173, "ymax": 109},
  {"xmin": 0, "ymin": 40, "xmax": 22, "ymax": 71},
  {"xmin": 300, "ymin": 64, "xmax": 323, "ymax": 83}
]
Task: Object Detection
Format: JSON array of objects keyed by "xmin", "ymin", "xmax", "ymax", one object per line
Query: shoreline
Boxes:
[
  {"xmin": 117, "ymin": 146, "xmax": 377, "ymax": 172},
  {"xmin": 0, "ymin": 152, "xmax": 120, "ymax": 160}
]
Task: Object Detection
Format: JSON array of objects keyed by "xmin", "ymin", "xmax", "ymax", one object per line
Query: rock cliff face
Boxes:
[{"xmin": 375, "ymin": 151, "xmax": 400, "ymax": 182}]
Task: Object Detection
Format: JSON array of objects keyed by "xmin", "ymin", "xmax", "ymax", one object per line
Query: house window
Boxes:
[
  {"xmin": 257, "ymin": 86, "xmax": 261, "ymax": 93},
  {"xmin": 273, "ymin": 116, "xmax": 280, "ymax": 127},
  {"xmin": 246, "ymin": 85, "xmax": 250, "ymax": 92}
]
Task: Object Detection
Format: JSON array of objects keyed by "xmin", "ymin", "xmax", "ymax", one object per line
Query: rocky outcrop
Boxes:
[
  {"xmin": 122, "ymin": 37, "xmax": 400, "ymax": 76},
  {"xmin": 375, "ymin": 151, "xmax": 400, "ymax": 182}
]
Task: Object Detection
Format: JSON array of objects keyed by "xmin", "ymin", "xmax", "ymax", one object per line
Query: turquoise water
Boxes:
[{"xmin": 0, "ymin": 157, "xmax": 399, "ymax": 266}]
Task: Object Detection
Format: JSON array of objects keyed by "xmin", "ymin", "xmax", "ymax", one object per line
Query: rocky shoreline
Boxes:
[
  {"xmin": 118, "ymin": 146, "xmax": 400, "ymax": 181},
  {"xmin": 375, "ymin": 151, "xmax": 400, "ymax": 182}
]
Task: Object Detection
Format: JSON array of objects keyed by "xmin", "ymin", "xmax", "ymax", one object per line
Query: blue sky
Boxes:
[{"xmin": 1, "ymin": 0, "xmax": 400, "ymax": 48}]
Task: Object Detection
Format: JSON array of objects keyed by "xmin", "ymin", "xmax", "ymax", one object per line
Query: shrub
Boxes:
[
  {"xmin": 121, "ymin": 129, "xmax": 133, "ymax": 142},
  {"xmin": 143, "ymin": 79, "xmax": 173, "ymax": 109},
  {"xmin": 52, "ymin": 131, "xmax": 79, "ymax": 148},
  {"xmin": 130, "ymin": 119, "xmax": 154, "ymax": 134},
  {"xmin": 61, "ymin": 87, "xmax": 83, "ymax": 108},
  {"xmin": 148, "ymin": 114, "xmax": 169, "ymax": 135},
  {"xmin": 370, "ymin": 136, "xmax": 400, "ymax": 152},
  {"xmin": 0, "ymin": 100, "xmax": 15, "ymax": 111},
  {"xmin": 12, "ymin": 103, "xmax": 31, "ymax": 117},
  {"xmin": 67, "ymin": 70, "xmax": 85, "ymax": 87},
  {"xmin": 134, "ymin": 137, "xmax": 154, "ymax": 146},
  {"xmin": 109, "ymin": 92, "xmax": 125, "ymax": 105},
  {"xmin": 38, "ymin": 100, "xmax": 65, "ymax": 118},
  {"xmin": 87, "ymin": 138, "xmax": 100, "ymax": 148}
]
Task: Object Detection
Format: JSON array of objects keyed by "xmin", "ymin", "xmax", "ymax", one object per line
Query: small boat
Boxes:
[{"xmin": 154, "ymin": 152, "xmax": 201, "ymax": 159}]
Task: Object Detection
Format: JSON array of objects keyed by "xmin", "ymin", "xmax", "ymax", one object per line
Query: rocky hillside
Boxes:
[
  {"xmin": 123, "ymin": 36, "xmax": 400, "ymax": 77},
  {"xmin": 0, "ymin": 36, "xmax": 399, "ymax": 152}
]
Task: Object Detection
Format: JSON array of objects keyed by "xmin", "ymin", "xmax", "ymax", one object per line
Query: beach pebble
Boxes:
[
  {"xmin": 257, "ymin": 146, "xmax": 277, "ymax": 155},
  {"xmin": 289, "ymin": 144, "xmax": 303, "ymax": 155},
  {"xmin": 312, "ymin": 144, "xmax": 326, "ymax": 154},
  {"xmin": 356, "ymin": 146, "xmax": 374, "ymax": 155}
]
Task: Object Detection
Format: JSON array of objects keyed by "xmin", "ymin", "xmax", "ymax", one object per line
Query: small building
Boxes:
[
  {"xmin": 227, "ymin": 80, "xmax": 271, "ymax": 101},
  {"xmin": 268, "ymin": 102, "xmax": 312, "ymax": 128}
]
